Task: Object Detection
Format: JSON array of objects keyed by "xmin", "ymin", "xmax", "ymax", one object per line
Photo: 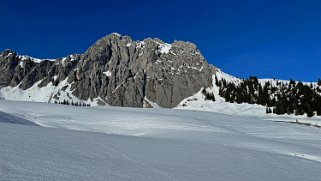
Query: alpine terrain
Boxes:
[
  {"xmin": 0, "ymin": 33, "xmax": 320, "ymax": 117},
  {"xmin": 1, "ymin": 33, "xmax": 321, "ymax": 181}
]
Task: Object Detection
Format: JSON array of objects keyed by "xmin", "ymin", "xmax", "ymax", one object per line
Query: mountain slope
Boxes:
[{"xmin": 176, "ymin": 70, "xmax": 321, "ymax": 117}]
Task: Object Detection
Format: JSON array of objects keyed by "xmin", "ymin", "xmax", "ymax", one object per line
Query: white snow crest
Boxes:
[
  {"xmin": 111, "ymin": 32, "xmax": 121, "ymax": 36},
  {"xmin": 158, "ymin": 43, "xmax": 172, "ymax": 54},
  {"xmin": 18, "ymin": 55, "xmax": 56, "ymax": 63},
  {"xmin": 215, "ymin": 69, "xmax": 242, "ymax": 84}
]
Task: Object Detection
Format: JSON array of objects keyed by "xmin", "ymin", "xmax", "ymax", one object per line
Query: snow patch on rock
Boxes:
[
  {"xmin": 158, "ymin": 43, "xmax": 172, "ymax": 54},
  {"xmin": 103, "ymin": 70, "xmax": 112, "ymax": 77}
]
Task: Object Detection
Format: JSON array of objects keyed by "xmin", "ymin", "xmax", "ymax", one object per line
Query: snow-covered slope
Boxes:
[
  {"xmin": 0, "ymin": 100, "xmax": 321, "ymax": 180},
  {"xmin": 0, "ymin": 78, "xmax": 104, "ymax": 106},
  {"xmin": 176, "ymin": 70, "xmax": 321, "ymax": 120}
]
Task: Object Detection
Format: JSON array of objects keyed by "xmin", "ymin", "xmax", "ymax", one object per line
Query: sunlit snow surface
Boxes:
[{"xmin": 0, "ymin": 100, "xmax": 321, "ymax": 181}]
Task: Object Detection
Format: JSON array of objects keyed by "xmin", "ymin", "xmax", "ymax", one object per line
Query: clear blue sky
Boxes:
[{"xmin": 0, "ymin": 0, "xmax": 320, "ymax": 81}]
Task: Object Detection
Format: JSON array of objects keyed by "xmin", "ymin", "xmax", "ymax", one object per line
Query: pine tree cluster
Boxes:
[
  {"xmin": 217, "ymin": 76, "xmax": 321, "ymax": 117},
  {"xmin": 54, "ymin": 100, "xmax": 90, "ymax": 107}
]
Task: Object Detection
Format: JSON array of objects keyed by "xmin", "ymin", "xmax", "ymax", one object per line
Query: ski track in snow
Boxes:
[{"xmin": 0, "ymin": 100, "xmax": 321, "ymax": 180}]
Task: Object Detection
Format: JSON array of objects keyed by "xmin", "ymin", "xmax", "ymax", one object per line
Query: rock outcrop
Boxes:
[{"xmin": 0, "ymin": 33, "xmax": 216, "ymax": 108}]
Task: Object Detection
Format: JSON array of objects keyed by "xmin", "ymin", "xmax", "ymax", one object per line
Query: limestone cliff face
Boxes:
[{"xmin": 0, "ymin": 33, "xmax": 216, "ymax": 108}]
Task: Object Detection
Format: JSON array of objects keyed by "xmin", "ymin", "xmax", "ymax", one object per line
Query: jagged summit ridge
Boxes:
[{"xmin": 0, "ymin": 33, "xmax": 216, "ymax": 108}]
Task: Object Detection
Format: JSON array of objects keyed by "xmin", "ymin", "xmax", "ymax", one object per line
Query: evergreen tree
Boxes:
[
  {"xmin": 215, "ymin": 76, "xmax": 219, "ymax": 87},
  {"xmin": 316, "ymin": 96, "xmax": 321, "ymax": 116},
  {"xmin": 224, "ymin": 90, "xmax": 231, "ymax": 102},
  {"xmin": 266, "ymin": 107, "xmax": 272, "ymax": 114},
  {"xmin": 305, "ymin": 103, "xmax": 314, "ymax": 117},
  {"xmin": 202, "ymin": 88, "xmax": 215, "ymax": 101},
  {"xmin": 289, "ymin": 79, "xmax": 296, "ymax": 85},
  {"xmin": 52, "ymin": 78, "xmax": 59, "ymax": 86}
]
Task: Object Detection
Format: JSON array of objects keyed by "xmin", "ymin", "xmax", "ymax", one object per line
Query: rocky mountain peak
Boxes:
[
  {"xmin": 0, "ymin": 49, "xmax": 16, "ymax": 59},
  {"xmin": 0, "ymin": 33, "xmax": 216, "ymax": 108}
]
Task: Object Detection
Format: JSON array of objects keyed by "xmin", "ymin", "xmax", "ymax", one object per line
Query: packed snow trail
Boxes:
[{"xmin": 0, "ymin": 100, "xmax": 321, "ymax": 180}]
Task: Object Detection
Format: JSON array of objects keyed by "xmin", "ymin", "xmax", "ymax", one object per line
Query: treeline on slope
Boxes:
[
  {"xmin": 54, "ymin": 100, "xmax": 91, "ymax": 107},
  {"xmin": 216, "ymin": 76, "xmax": 321, "ymax": 117},
  {"xmin": 0, "ymin": 97, "xmax": 91, "ymax": 107}
]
